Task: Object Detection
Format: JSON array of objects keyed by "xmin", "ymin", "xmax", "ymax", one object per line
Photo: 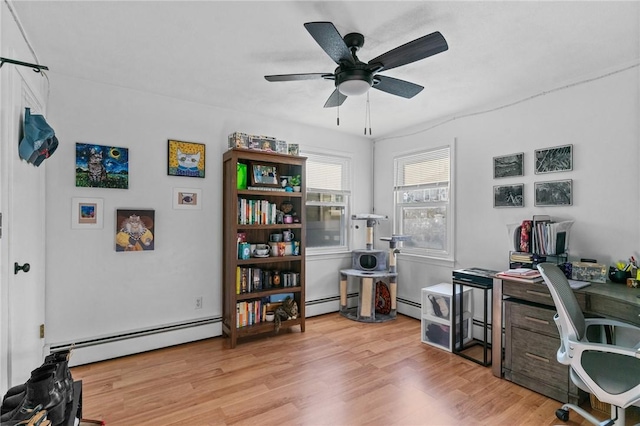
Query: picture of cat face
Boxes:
[
  {"xmin": 168, "ymin": 140, "xmax": 205, "ymax": 178},
  {"xmin": 177, "ymin": 149, "xmax": 200, "ymax": 169}
]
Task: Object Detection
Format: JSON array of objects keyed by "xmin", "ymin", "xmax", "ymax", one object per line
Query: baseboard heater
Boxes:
[{"xmin": 49, "ymin": 316, "xmax": 222, "ymax": 352}]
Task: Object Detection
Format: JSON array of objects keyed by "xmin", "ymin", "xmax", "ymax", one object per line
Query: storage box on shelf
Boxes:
[
  {"xmin": 420, "ymin": 283, "xmax": 472, "ymax": 352},
  {"xmin": 222, "ymin": 148, "xmax": 306, "ymax": 348}
]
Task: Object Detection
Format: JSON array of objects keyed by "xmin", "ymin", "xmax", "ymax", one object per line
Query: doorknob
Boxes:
[{"xmin": 14, "ymin": 262, "xmax": 30, "ymax": 274}]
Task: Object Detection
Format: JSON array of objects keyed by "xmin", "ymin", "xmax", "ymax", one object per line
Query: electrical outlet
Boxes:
[{"xmin": 195, "ymin": 296, "xmax": 203, "ymax": 309}]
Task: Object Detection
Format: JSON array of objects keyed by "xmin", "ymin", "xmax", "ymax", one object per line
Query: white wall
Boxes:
[
  {"xmin": 44, "ymin": 74, "xmax": 372, "ymax": 360},
  {"xmin": 373, "ymin": 66, "xmax": 640, "ymax": 319}
]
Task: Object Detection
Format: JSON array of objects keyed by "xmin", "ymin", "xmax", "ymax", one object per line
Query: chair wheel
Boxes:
[{"xmin": 555, "ymin": 408, "xmax": 569, "ymax": 422}]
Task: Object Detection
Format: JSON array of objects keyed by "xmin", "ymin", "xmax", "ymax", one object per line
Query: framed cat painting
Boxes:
[
  {"xmin": 76, "ymin": 143, "xmax": 129, "ymax": 189},
  {"xmin": 167, "ymin": 140, "xmax": 205, "ymax": 178}
]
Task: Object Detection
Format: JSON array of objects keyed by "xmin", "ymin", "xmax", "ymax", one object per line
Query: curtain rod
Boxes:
[{"xmin": 0, "ymin": 57, "xmax": 49, "ymax": 72}]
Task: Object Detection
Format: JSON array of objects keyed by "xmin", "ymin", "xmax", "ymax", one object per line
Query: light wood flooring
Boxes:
[{"xmin": 70, "ymin": 313, "xmax": 634, "ymax": 426}]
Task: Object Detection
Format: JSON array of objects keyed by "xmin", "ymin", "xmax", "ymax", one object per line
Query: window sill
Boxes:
[{"xmin": 396, "ymin": 251, "xmax": 455, "ymax": 268}]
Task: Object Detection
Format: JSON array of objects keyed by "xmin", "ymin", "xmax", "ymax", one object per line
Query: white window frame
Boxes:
[
  {"xmin": 393, "ymin": 143, "xmax": 455, "ymax": 261},
  {"xmin": 303, "ymin": 151, "xmax": 352, "ymax": 255}
]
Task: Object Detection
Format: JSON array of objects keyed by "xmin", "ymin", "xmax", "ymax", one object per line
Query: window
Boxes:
[
  {"xmin": 393, "ymin": 145, "xmax": 454, "ymax": 259},
  {"xmin": 303, "ymin": 152, "xmax": 351, "ymax": 252}
]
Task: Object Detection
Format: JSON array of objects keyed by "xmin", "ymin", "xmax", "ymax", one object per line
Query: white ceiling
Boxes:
[{"xmin": 10, "ymin": 1, "xmax": 640, "ymax": 139}]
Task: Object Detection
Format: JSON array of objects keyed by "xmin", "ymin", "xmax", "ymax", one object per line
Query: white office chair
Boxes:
[{"xmin": 537, "ymin": 263, "xmax": 640, "ymax": 426}]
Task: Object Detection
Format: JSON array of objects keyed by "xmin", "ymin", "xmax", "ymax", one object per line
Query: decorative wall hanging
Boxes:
[
  {"xmin": 115, "ymin": 209, "xmax": 155, "ymax": 251},
  {"xmin": 76, "ymin": 143, "xmax": 129, "ymax": 189},
  {"xmin": 534, "ymin": 144, "xmax": 573, "ymax": 174},
  {"xmin": 534, "ymin": 179, "xmax": 573, "ymax": 206},
  {"xmin": 168, "ymin": 140, "xmax": 205, "ymax": 178},
  {"xmin": 493, "ymin": 152, "xmax": 524, "ymax": 178},
  {"xmin": 71, "ymin": 197, "xmax": 104, "ymax": 229},
  {"xmin": 172, "ymin": 188, "xmax": 202, "ymax": 210},
  {"xmin": 493, "ymin": 184, "xmax": 524, "ymax": 208}
]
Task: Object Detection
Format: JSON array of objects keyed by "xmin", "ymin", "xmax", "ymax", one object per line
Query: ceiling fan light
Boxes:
[{"xmin": 338, "ymin": 80, "xmax": 371, "ymax": 96}]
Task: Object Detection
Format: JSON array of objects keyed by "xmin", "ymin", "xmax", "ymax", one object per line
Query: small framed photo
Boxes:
[
  {"xmin": 173, "ymin": 188, "xmax": 202, "ymax": 210},
  {"xmin": 493, "ymin": 184, "xmax": 524, "ymax": 208},
  {"xmin": 535, "ymin": 144, "xmax": 573, "ymax": 174},
  {"xmin": 168, "ymin": 140, "xmax": 205, "ymax": 178},
  {"xmin": 71, "ymin": 197, "xmax": 104, "ymax": 229},
  {"xmin": 535, "ymin": 179, "xmax": 573, "ymax": 206},
  {"xmin": 493, "ymin": 152, "xmax": 524, "ymax": 178},
  {"xmin": 250, "ymin": 163, "xmax": 279, "ymax": 187}
]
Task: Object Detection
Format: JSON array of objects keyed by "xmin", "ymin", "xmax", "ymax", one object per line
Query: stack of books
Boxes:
[{"xmin": 496, "ymin": 268, "xmax": 543, "ymax": 283}]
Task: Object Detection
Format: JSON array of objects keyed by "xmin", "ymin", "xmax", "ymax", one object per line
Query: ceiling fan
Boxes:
[{"xmin": 264, "ymin": 21, "xmax": 448, "ymax": 108}]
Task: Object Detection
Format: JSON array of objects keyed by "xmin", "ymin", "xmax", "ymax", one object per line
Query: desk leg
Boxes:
[{"xmin": 491, "ymin": 277, "xmax": 503, "ymax": 378}]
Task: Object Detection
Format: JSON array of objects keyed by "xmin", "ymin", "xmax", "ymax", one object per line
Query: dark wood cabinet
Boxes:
[{"xmin": 222, "ymin": 149, "xmax": 306, "ymax": 348}]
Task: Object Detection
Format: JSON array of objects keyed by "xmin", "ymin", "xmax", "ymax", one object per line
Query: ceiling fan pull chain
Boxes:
[
  {"xmin": 366, "ymin": 92, "xmax": 372, "ymax": 135},
  {"xmin": 337, "ymin": 102, "xmax": 340, "ymax": 126}
]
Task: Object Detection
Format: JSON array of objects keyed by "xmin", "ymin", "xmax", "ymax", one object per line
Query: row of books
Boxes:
[
  {"xmin": 237, "ymin": 298, "xmax": 268, "ymax": 328},
  {"xmin": 238, "ymin": 197, "xmax": 278, "ymax": 225},
  {"xmin": 236, "ymin": 293, "xmax": 294, "ymax": 328},
  {"xmin": 236, "ymin": 266, "xmax": 300, "ymax": 294}
]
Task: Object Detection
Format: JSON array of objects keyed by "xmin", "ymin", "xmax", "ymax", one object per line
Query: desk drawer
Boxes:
[
  {"xmin": 503, "ymin": 280, "xmax": 554, "ymax": 306},
  {"xmin": 588, "ymin": 295, "xmax": 640, "ymax": 327},
  {"xmin": 503, "ymin": 279, "xmax": 587, "ymax": 310},
  {"xmin": 511, "ymin": 327, "xmax": 567, "ymax": 390},
  {"xmin": 506, "ymin": 300, "xmax": 558, "ymax": 337}
]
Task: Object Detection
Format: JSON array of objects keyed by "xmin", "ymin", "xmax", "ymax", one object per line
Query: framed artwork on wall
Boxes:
[
  {"xmin": 167, "ymin": 140, "xmax": 206, "ymax": 178},
  {"xmin": 172, "ymin": 187, "xmax": 202, "ymax": 210},
  {"xmin": 493, "ymin": 184, "xmax": 524, "ymax": 208},
  {"xmin": 71, "ymin": 197, "xmax": 104, "ymax": 229},
  {"xmin": 75, "ymin": 143, "xmax": 129, "ymax": 189},
  {"xmin": 115, "ymin": 209, "xmax": 155, "ymax": 251},
  {"xmin": 534, "ymin": 179, "xmax": 573, "ymax": 206},
  {"xmin": 493, "ymin": 152, "xmax": 524, "ymax": 178},
  {"xmin": 534, "ymin": 144, "xmax": 573, "ymax": 174}
]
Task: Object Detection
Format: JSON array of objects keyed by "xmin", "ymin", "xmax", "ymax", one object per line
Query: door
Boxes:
[{"xmin": 0, "ymin": 64, "xmax": 47, "ymax": 391}]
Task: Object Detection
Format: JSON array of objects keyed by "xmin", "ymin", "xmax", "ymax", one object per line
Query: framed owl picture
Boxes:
[{"xmin": 167, "ymin": 140, "xmax": 206, "ymax": 178}]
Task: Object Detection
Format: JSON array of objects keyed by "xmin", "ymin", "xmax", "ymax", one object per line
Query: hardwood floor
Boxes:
[{"xmin": 70, "ymin": 313, "xmax": 633, "ymax": 426}]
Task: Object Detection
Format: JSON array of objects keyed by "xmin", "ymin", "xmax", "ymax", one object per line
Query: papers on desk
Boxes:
[
  {"xmin": 496, "ymin": 268, "xmax": 543, "ymax": 283},
  {"xmin": 568, "ymin": 279, "xmax": 590, "ymax": 290}
]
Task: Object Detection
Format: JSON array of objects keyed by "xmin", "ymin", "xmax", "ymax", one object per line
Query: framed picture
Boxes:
[
  {"xmin": 250, "ymin": 163, "xmax": 279, "ymax": 187},
  {"xmin": 167, "ymin": 140, "xmax": 205, "ymax": 178},
  {"xmin": 116, "ymin": 209, "xmax": 155, "ymax": 251},
  {"xmin": 173, "ymin": 187, "xmax": 202, "ymax": 210},
  {"xmin": 75, "ymin": 143, "xmax": 129, "ymax": 189},
  {"xmin": 493, "ymin": 152, "xmax": 524, "ymax": 178},
  {"xmin": 535, "ymin": 179, "xmax": 573, "ymax": 206},
  {"xmin": 535, "ymin": 144, "xmax": 573, "ymax": 174},
  {"xmin": 71, "ymin": 197, "xmax": 104, "ymax": 229},
  {"xmin": 493, "ymin": 184, "xmax": 524, "ymax": 208}
]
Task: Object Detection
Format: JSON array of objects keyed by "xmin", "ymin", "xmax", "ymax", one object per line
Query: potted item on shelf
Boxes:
[{"xmin": 290, "ymin": 175, "xmax": 301, "ymax": 192}]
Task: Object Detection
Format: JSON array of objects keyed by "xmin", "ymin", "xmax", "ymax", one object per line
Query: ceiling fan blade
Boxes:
[
  {"xmin": 323, "ymin": 89, "xmax": 347, "ymax": 108},
  {"xmin": 304, "ymin": 22, "xmax": 354, "ymax": 65},
  {"xmin": 372, "ymin": 75, "xmax": 424, "ymax": 98},
  {"xmin": 367, "ymin": 31, "xmax": 448, "ymax": 72},
  {"xmin": 265, "ymin": 73, "xmax": 333, "ymax": 82}
]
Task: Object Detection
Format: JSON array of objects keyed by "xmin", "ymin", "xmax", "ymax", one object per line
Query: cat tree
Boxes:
[{"xmin": 339, "ymin": 214, "xmax": 410, "ymax": 322}]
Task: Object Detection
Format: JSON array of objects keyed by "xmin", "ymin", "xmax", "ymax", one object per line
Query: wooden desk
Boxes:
[{"xmin": 491, "ymin": 278, "xmax": 640, "ymax": 400}]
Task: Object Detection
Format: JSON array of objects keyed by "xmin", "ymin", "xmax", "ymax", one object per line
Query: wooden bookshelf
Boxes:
[{"xmin": 222, "ymin": 148, "xmax": 306, "ymax": 348}]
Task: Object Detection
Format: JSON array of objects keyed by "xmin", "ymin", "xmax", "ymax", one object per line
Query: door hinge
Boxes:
[{"xmin": 39, "ymin": 324, "xmax": 45, "ymax": 339}]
